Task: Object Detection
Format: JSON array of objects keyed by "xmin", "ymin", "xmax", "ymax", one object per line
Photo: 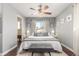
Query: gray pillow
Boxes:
[
  {"xmin": 43, "ymin": 32, "xmax": 48, "ymax": 36},
  {"xmin": 34, "ymin": 32, "xmax": 38, "ymax": 36},
  {"xmin": 34, "ymin": 32, "xmax": 48, "ymax": 36}
]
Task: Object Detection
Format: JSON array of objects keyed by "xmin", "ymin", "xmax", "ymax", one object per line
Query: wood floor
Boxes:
[
  {"xmin": 5, "ymin": 47, "xmax": 17, "ymax": 56},
  {"xmin": 62, "ymin": 46, "xmax": 75, "ymax": 56},
  {"xmin": 4, "ymin": 46, "xmax": 75, "ymax": 56},
  {"xmin": 5, "ymin": 44, "xmax": 75, "ymax": 56}
]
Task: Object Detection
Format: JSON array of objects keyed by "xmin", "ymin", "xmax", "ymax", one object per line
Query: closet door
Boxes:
[{"xmin": 73, "ymin": 3, "xmax": 79, "ymax": 55}]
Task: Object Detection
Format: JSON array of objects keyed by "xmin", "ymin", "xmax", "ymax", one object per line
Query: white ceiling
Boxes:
[{"xmin": 10, "ymin": 3, "xmax": 71, "ymax": 17}]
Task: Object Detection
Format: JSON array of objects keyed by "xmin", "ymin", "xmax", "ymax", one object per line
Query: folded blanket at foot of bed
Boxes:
[{"xmin": 22, "ymin": 41, "xmax": 62, "ymax": 52}]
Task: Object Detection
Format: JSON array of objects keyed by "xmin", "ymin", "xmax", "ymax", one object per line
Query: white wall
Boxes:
[
  {"xmin": 0, "ymin": 3, "xmax": 2, "ymax": 16},
  {"xmin": 0, "ymin": 17, "xmax": 2, "ymax": 53},
  {"xmin": 0, "ymin": 33, "xmax": 2, "ymax": 53},
  {"xmin": 0, "ymin": 4, "xmax": 2, "ymax": 33},
  {"xmin": 2, "ymin": 4, "xmax": 25, "ymax": 53},
  {"xmin": 56, "ymin": 5, "xmax": 73, "ymax": 49},
  {"xmin": 56, "ymin": 3, "xmax": 79, "ymax": 55},
  {"xmin": 0, "ymin": 3, "xmax": 2, "ymax": 53}
]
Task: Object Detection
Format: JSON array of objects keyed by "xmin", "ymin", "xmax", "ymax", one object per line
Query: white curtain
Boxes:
[{"xmin": 31, "ymin": 18, "xmax": 50, "ymax": 33}]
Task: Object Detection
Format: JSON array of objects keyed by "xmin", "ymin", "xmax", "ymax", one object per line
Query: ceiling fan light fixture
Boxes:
[
  {"xmin": 30, "ymin": 8, "xmax": 35, "ymax": 10},
  {"xmin": 44, "ymin": 5, "xmax": 49, "ymax": 10},
  {"xmin": 30, "ymin": 4, "xmax": 52, "ymax": 16},
  {"xmin": 44, "ymin": 12, "xmax": 52, "ymax": 15}
]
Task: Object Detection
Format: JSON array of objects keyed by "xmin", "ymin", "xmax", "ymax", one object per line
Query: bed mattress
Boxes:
[{"xmin": 18, "ymin": 37, "xmax": 62, "ymax": 53}]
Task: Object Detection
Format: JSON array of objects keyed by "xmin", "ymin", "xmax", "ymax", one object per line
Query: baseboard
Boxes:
[
  {"xmin": 61, "ymin": 43, "xmax": 75, "ymax": 54},
  {"xmin": 2, "ymin": 45, "xmax": 17, "ymax": 56}
]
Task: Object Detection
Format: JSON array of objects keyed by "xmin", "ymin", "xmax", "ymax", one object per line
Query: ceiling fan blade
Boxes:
[
  {"xmin": 30, "ymin": 8, "xmax": 36, "ymax": 10},
  {"xmin": 39, "ymin": 4, "xmax": 42, "ymax": 9},
  {"xmin": 44, "ymin": 5, "xmax": 49, "ymax": 10},
  {"xmin": 44, "ymin": 12, "xmax": 52, "ymax": 15},
  {"xmin": 38, "ymin": 4, "xmax": 42, "ymax": 13}
]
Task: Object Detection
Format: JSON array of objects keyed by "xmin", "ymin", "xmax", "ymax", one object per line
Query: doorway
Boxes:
[{"xmin": 17, "ymin": 16, "xmax": 22, "ymax": 47}]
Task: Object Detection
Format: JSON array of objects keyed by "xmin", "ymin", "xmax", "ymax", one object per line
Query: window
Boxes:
[
  {"xmin": 36, "ymin": 21, "xmax": 44, "ymax": 29},
  {"xmin": 35, "ymin": 21, "xmax": 44, "ymax": 33}
]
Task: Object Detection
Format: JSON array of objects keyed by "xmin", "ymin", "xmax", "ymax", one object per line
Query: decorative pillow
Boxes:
[
  {"xmin": 34, "ymin": 32, "xmax": 48, "ymax": 36},
  {"xmin": 34, "ymin": 32, "xmax": 38, "ymax": 36},
  {"xmin": 43, "ymin": 32, "xmax": 48, "ymax": 36}
]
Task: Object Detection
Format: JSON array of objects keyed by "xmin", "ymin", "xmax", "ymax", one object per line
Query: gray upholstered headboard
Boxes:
[{"xmin": 34, "ymin": 32, "xmax": 49, "ymax": 36}]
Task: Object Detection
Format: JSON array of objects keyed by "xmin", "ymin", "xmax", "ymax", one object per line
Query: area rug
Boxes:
[{"xmin": 17, "ymin": 50, "xmax": 68, "ymax": 56}]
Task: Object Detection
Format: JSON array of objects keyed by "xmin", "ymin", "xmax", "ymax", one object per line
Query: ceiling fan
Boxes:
[{"xmin": 30, "ymin": 4, "xmax": 52, "ymax": 15}]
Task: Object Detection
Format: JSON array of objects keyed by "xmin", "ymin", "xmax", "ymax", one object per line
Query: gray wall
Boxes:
[
  {"xmin": 56, "ymin": 5, "xmax": 73, "ymax": 49},
  {"xmin": 0, "ymin": 3, "xmax": 2, "ymax": 53},
  {"xmin": 2, "ymin": 4, "xmax": 25, "ymax": 53},
  {"xmin": 25, "ymin": 17, "xmax": 56, "ymax": 35}
]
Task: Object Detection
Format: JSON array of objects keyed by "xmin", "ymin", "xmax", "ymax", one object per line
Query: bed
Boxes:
[{"xmin": 18, "ymin": 32, "xmax": 62, "ymax": 53}]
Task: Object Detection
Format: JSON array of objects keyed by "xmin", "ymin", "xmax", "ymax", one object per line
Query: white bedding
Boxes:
[
  {"xmin": 18, "ymin": 36, "xmax": 62, "ymax": 53},
  {"xmin": 28, "ymin": 36, "xmax": 54, "ymax": 39}
]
